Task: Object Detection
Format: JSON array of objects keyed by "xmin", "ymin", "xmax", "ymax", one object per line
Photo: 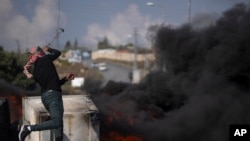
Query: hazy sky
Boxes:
[{"xmin": 0, "ymin": 0, "xmax": 249, "ymax": 51}]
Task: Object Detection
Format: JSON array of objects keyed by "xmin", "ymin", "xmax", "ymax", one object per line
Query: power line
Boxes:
[{"xmin": 56, "ymin": 0, "xmax": 61, "ymax": 48}]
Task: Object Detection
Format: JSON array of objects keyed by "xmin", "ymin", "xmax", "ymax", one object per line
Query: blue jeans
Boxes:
[{"xmin": 30, "ymin": 90, "xmax": 64, "ymax": 141}]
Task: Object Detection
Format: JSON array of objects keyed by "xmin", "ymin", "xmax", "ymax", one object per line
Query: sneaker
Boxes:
[{"xmin": 18, "ymin": 125, "xmax": 31, "ymax": 141}]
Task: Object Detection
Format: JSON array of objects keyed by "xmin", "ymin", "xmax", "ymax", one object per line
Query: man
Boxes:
[{"xmin": 19, "ymin": 46, "xmax": 74, "ymax": 141}]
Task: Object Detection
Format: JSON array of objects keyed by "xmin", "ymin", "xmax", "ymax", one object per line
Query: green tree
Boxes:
[
  {"xmin": 98, "ymin": 36, "xmax": 109, "ymax": 49},
  {"xmin": 0, "ymin": 46, "xmax": 36, "ymax": 90},
  {"xmin": 64, "ymin": 40, "xmax": 72, "ymax": 50},
  {"xmin": 74, "ymin": 38, "xmax": 78, "ymax": 49}
]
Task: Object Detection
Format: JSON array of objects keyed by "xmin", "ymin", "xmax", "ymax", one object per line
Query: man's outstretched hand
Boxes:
[{"xmin": 65, "ymin": 73, "xmax": 75, "ymax": 81}]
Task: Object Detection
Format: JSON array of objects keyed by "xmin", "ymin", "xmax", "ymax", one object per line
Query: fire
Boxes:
[
  {"xmin": 0, "ymin": 94, "xmax": 24, "ymax": 123},
  {"xmin": 101, "ymin": 107, "xmax": 143, "ymax": 141},
  {"xmin": 102, "ymin": 131, "xmax": 143, "ymax": 141},
  {"xmin": 126, "ymin": 115, "xmax": 135, "ymax": 126},
  {"xmin": 108, "ymin": 107, "xmax": 136, "ymax": 126},
  {"xmin": 8, "ymin": 95, "xmax": 23, "ymax": 123}
]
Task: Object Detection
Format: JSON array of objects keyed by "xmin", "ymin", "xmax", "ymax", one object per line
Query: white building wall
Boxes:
[{"xmin": 22, "ymin": 95, "xmax": 99, "ymax": 141}]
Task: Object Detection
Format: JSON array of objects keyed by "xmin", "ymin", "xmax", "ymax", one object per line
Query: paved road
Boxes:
[
  {"xmin": 83, "ymin": 60, "xmax": 132, "ymax": 85},
  {"xmin": 102, "ymin": 63, "xmax": 131, "ymax": 83}
]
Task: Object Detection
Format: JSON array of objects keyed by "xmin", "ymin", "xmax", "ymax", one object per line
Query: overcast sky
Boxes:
[{"xmin": 0, "ymin": 0, "xmax": 249, "ymax": 51}]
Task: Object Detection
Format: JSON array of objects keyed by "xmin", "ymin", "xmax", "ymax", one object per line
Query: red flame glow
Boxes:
[
  {"xmin": 8, "ymin": 95, "xmax": 23, "ymax": 123},
  {"xmin": 102, "ymin": 131, "xmax": 143, "ymax": 141},
  {"xmin": 0, "ymin": 94, "xmax": 24, "ymax": 123},
  {"xmin": 101, "ymin": 107, "xmax": 143, "ymax": 141}
]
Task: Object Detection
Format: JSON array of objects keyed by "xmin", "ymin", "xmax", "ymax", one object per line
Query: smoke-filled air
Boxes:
[{"xmin": 90, "ymin": 3, "xmax": 250, "ymax": 141}]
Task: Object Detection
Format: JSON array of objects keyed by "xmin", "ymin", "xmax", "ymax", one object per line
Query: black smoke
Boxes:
[{"xmin": 91, "ymin": 3, "xmax": 250, "ymax": 141}]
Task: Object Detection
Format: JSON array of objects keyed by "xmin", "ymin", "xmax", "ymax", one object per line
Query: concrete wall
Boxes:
[
  {"xmin": 92, "ymin": 49, "xmax": 155, "ymax": 63},
  {"xmin": 22, "ymin": 95, "xmax": 99, "ymax": 141}
]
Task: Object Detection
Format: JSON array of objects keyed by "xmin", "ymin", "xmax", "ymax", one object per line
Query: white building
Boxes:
[{"xmin": 22, "ymin": 95, "xmax": 99, "ymax": 141}]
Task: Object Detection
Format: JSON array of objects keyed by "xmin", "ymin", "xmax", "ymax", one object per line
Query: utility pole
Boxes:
[
  {"xmin": 147, "ymin": 2, "xmax": 167, "ymax": 72},
  {"xmin": 132, "ymin": 27, "xmax": 140, "ymax": 83},
  {"xmin": 133, "ymin": 27, "xmax": 138, "ymax": 71}
]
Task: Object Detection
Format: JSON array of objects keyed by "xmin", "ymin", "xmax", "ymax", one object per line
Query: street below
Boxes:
[{"xmin": 83, "ymin": 60, "xmax": 132, "ymax": 85}]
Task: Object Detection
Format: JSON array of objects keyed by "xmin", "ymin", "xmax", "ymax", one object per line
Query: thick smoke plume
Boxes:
[{"xmin": 90, "ymin": 3, "xmax": 250, "ymax": 141}]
